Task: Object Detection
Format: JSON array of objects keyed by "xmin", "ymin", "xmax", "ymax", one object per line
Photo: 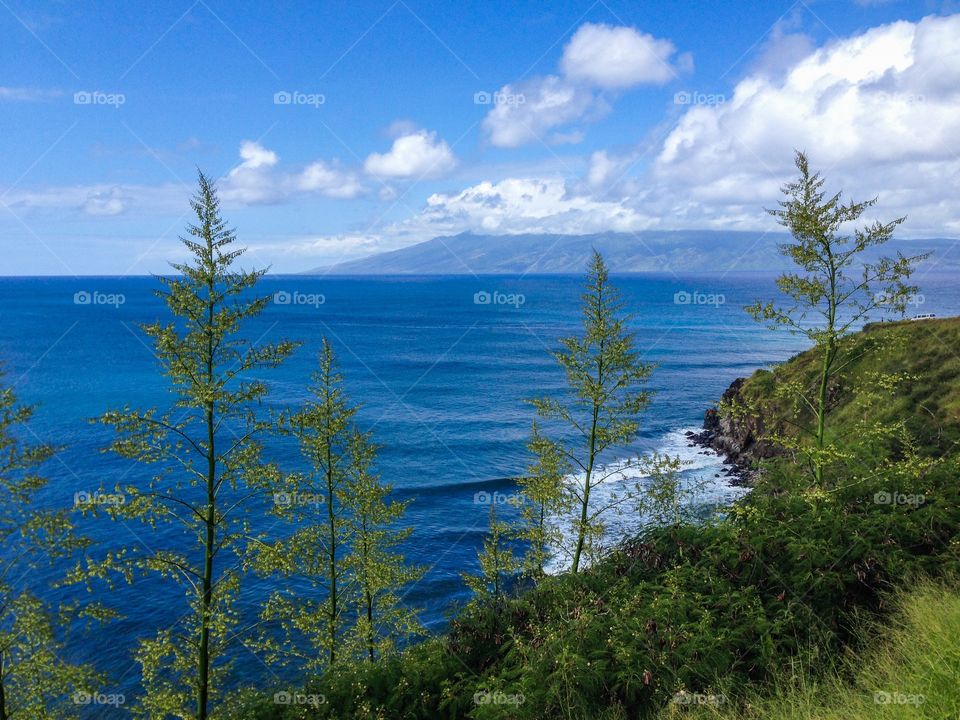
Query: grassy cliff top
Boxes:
[
  {"xmin": 662, "ymin": 580, "xmax": 960, "ymax": 720},
  {"xmin": 738, "ymin": 316, "xmax": 960, "ymax": 457}
]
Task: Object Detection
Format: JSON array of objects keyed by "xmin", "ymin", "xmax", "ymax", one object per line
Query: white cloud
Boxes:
[
  {"xmin": 400, "ymin": 15, "xmax": 960, "ymax": 243},
  {"xmin": 584, "ymin": 149, "xmax": 641, "ymax": 193},
  {"xmin": 413, "ymin": 177, "xmax": 652, "ymax": 235},
  {"xmin": 81, "ymin": 187, "xmax": 127, "ymax": 216},
  {"xmin": 0, "ymin": 86, "xmax": 61, "ymax": 102},
  {"xmin": 221, "ymin": 141, "xmax": 281, "ymax": 204},
  {"xmin": 3, "ymin": 140, "xmax": 365, "ymax": 218},
  {"xmin": 561, "ymin": 23, "xmax": 685, "ymax": 88},
  {"xmin": 297, "ymin": 160, "xmax": 363, "ymax": 199},
  {"xmin": 363, "ymin": 130, "xmax": 457, "ymax": 179},
  {"xmin": 247, "ymin": 231, "xmax": 420, "ymax": 270},
  {"xmin": 256, "ymin": 232, "xmax": 386, "ymax": 258},
  {"xmin": 221, "ymin": 141, "xmax": 364, "ymax": 204},
  {"xmin": 649, "ymin": 13, "xmax": 960, "ymax": 235},
  {"xmin": 482, "ymin": 77, "xmax": 601, "ymax": 148},
  {"xmin": 0, "ymin": 183, "xmax": 184, "ymax": 217},
  {"xmin": 237, "ymin": 140, "xmax": 278, "ymax": 169},
  {"xmin": 483, "ymin": 22, "xmax": 688, "ymax": 148}
]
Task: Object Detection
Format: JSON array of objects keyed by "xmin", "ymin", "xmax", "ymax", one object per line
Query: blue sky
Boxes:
[{"xmin": 1, "ymin": 0, "xmax": 958, "ymax": 274}]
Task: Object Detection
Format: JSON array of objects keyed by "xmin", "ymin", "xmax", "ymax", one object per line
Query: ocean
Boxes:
[{"xmin": 2, "ymin": 271, "xmax": 957, "ymax": 693}]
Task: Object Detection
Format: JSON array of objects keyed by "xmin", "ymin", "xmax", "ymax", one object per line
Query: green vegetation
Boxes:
[
  {"xmin": 731, "ymin": 315, "xmax": 960, "ymax": 462},
  {"xmin": 80, "ymin": 172, "xmax": 298, "ymax": 719},
  {"xmin": 664, "ymin": 580, "xmax": 960, "ymax": 720},
  {"xmin": 0, "ymin": 379, "xmax": 104, "ymax": 719},
  {"xmin": 463, "ymin": 501, "xmax": 518, "ymax": 617},
  {"xmin": 226, "ymin": 314, "xmax": 959, "ymax": 720},
  {"xmin": 247, "ymin": 340, "xmax": 423, "ymax": 673},
  {"xmin": 526, "ymin": 250, "xmax": 655, "ymax": 574},
  {"xmin": 747, "ymin": 149, "xmax": 925, "ymax": 488}
]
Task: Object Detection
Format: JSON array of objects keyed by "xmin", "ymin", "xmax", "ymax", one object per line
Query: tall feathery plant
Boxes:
[
  {"xmin": 84, "ymin": 172, "xmax": 296, "ymax": 719},
  {"xmin": 747, "ymin": 150, "xmax": 926, "ymax": 488},
  {"xmin": 0, "ymin": 377, "xmax": 104, "ymax": 719},
  {"xmin": 250, "ymin": 340, "xmax": 354, "ymax": 672},
  {"xmin": 342, "ymin": 428, "xmax": 424, "ymax": 662},
  {"xmin": 248, "ymin": 339, "xmax": 423, "ymax": 672},
  {"xmin": 463, "ymin": 501, "xmax": 518, "ymax": 615},
  {"xmin": 526, "ymin": 251, "xmax": 654, "ymax": 574},
  {"xmin": 516, "ymin": 421, "xmax": 570, "ymax": 578}
]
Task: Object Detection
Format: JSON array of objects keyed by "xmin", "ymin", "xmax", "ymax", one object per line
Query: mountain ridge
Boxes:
[{"xmin": 308, "ymin": 231, "xmax": 959, "ymax": 275}]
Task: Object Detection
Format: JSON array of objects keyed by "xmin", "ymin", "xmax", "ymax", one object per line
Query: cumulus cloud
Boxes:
[
  {"xmin": 482, "ymin": 79, "xmax": 594, "ymax": 148},
  {"xmin": 483, "ymin": 77, "xmax": 602, "ymax": 148},
  {"xmin": 238, "ymin": 140, "xmax": 278, "ymax": 169},
  {"xmin": 411, "ymin": 177, "xmax": 653, "ymax": 235},
  {"xmin": 648, "ymin": 14, "xmax": 960, "ymax": 234},
  {"xmin": 221, "ymin": 141, "xmax": 364, "ymax": 204},
  {"xmin": 462, "ymin": 14, "xmax": 960, "ymax": 239},
  {"xmin": 221, "ymin": 141, "xmax": 282, "ymax": 204},
  {"xmin": 363, "ymin": 130, "xmax": 457, "ymax": 179},
  {"xmin": 298, "ymin": 161, "xmax": 364, "ymax": 199},
  {"xmin": 561, "ymin": 23, "xmax": 687, "ymax": 88},
  {"xmin": 483, "ymin": 22, "xmax": 688, "ymax": 148}
]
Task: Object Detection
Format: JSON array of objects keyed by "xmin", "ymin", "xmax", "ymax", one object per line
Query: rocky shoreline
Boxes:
[{"xmin": 686, "ymin": 377, "xmax": 782, "ymax": 487}]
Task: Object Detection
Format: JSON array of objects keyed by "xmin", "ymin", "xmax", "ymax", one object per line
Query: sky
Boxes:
[{"xmin": 1, "ymin": 0, "xmax": 958, "ymax": 275}]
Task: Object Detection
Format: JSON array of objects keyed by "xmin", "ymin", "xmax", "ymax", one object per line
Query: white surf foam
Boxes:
[{"xmin": 541, "ymin": 427, "xmax": 749, "ymax": 574}]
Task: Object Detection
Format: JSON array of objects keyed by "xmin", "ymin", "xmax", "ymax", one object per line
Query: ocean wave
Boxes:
[{"xmin": 544, "ymin": 426, "xmax": 748, "ymax": 574}]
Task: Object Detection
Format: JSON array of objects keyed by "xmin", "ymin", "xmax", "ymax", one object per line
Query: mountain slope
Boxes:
[{"xmin": 309, "ymin": 231, "xmax": 960, "ymax": 275}]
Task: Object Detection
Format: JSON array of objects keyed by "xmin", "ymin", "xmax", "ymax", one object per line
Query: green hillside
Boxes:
[
  {"xmin": 663, "ymin": 581, "xmax": 960, "ymax": 720},
  {"xmin": 737, "ymin": 317, "xmax": 960, "ymax": 458},
  {"xmin": 229, "ymin": 318, "xmax": 960, "ymax": 719}
]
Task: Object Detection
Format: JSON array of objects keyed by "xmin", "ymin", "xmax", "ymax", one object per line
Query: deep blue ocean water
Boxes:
[{"xmin": 2, "ymin": 272, "xmax": 957, "ymax": 696}]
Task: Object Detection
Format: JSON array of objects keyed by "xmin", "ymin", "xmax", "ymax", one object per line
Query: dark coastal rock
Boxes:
[{"xmin": 693, "ymin": 376, "xmax": 783, "ymax": 486}]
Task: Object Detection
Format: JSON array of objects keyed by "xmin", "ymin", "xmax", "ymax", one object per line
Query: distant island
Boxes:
[{"xmin": 308, "ymin": 230, "xmax": 960, "ymax": 275}]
